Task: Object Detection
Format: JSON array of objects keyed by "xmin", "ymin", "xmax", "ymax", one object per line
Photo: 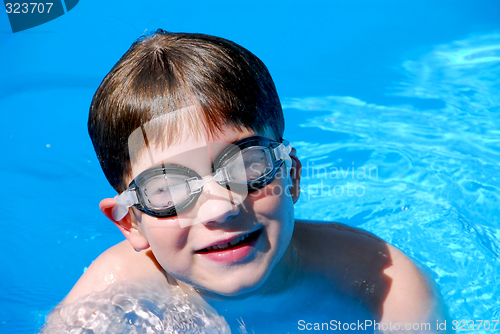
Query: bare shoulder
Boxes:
[
  {"xmin": 293, "ymin": 220, "xmax": 392, "ymax": 273},
  {"xmin": 62, "ymin": 240, "xmax": 165, "ymax": 305},
  {"xmin": 381, "ymin": 242, "xmax": 434, "ymax": 323},
  {"xmin": 293, "ymin": 220, "xmax": 438, "ymax": 323}
]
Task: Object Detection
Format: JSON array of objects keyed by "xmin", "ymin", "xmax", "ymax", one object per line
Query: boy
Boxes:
[{"xmin": 45, "ymin": 30, "xmax": 448, "ymax": 333}]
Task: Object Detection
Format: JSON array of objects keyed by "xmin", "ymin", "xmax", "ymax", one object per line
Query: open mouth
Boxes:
[{"xmin": 196, "ymin": 230, "xmax": 262, "ymax": 253}]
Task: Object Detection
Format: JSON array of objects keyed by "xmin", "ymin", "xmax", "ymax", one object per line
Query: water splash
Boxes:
[{"xmin": 40, "ymin": 282, "xmax": 230, "ymax": 334}]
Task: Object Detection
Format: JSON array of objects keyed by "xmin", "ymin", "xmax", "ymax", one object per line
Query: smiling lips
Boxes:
[{"xmin": 196, "ymin": 230, "xmax": 261, "ymax": 263}]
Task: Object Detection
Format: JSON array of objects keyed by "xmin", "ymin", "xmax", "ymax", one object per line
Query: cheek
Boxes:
[
  {"xmin": 139, "ymin": 214, "xmax": 187, "ymax": 247},
  {"xmin": 248, "ymin": 179, "xmax": 295, "ymax": 237},
  {"xmin": 140, "ymin": 218, "xmax": 192, "ymax": 270},
  {"xmin": 248, "ymin": 176, "xmax": 294, "ymax": 216},
  {"xmin": 146, "ymin": 226, "xmax": 188, "ymax": 250}
]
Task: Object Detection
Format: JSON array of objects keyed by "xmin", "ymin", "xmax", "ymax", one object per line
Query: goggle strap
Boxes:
[
  {"xmin": 112, "ymin": 189, "xmax": 139, "ymax": 221},
  {"xmin": 273, "ymin": 141, "xmax": 291, "ymax": 160},
  {"xmin": 273, "ymin": 140, "xmax": 293, "ymax": 174}
]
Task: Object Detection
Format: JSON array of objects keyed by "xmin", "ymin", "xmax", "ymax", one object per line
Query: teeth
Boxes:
[{"xmin": 205, "ymin": 233, "xmax": 250, "ymax": 251}]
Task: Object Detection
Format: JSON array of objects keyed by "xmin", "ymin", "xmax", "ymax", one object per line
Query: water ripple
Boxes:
[{"xmin": 284, "ymin": 32, "xmax": 500, "ymax": 322}]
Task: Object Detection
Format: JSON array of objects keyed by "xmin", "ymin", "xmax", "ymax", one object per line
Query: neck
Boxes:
[{"xmin": 252, "ymin": 241, "xmax": 299, "ymax": 296}]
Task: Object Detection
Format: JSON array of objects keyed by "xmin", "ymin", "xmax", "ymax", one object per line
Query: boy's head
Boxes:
[
  {"xmin": 88, "ymin": 29, "xmax": 284, "ymax": 192},
  {"xmin": 90, "ymin": 30, "xmax": 302, "ymax": 297}
]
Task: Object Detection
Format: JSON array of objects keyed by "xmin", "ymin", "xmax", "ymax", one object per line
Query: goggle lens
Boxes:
[
  {"xmin": 221, "ymin": 147, "xmax": 274, "ymax": 182},
  {"xmin": 142, "ymin": 175, "xmax": 190, "ymax": 209}
]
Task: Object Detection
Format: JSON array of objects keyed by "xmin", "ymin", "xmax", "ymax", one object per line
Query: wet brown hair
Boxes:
[{"xmin": 88, "ymin": 30, "xmax": 284, "ymax": 192}]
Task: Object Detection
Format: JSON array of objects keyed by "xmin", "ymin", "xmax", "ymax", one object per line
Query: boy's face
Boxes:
[{"xmin": 124, "ymin": 124, "xmax": 299, "ymax": 296}]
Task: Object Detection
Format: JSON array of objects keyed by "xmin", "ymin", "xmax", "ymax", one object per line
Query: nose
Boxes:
[{"xmin": 196, "ymin": 181, "xmax": 241, "ymax": 226}]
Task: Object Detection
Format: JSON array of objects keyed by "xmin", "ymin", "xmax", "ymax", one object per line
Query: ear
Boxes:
[
  {"xmin": 289, "ymin": 147, "xmax": 302, "ymax": 204},
  {"xmin": 99, "ymin": 198, "xmax": 150, "ymax": 250}
]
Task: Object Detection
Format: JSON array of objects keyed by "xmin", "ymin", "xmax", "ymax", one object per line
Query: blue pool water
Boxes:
[
  {"xmin": 2, "ymin": 1, "xmax": 500, "ymax": 333},
  {"xmin": 287, "ymin": 33, "xmax": 500, "ymax": 322}
]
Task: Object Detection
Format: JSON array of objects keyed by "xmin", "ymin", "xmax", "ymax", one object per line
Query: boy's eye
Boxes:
[
  {"xmin": 243, "ymin": 149, "xmax": 273, "ymax": 178},
  {"xmin": 220, "ymin": 147, "xmax": 274, "ymax": 182},
  {"xmin": 142, "ymin": 176, "xmax": 190, "ymax": 208},
  {"xmin": 231, "ymin": 147, "xmax": 273, "ymax": 180},
  {"xmin": 155, "ymin": 187, "xmax": 168, "ymax": 194}
]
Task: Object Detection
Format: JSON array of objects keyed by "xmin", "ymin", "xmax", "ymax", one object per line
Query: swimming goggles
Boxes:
[{"xmin": 112, "ymin": 136, "xmax": 292, "ymax": 221}]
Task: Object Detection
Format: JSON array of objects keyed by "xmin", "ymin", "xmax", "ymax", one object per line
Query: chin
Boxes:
[
  {"xmin": 220, "ymin": 281, "xmax": 262, "ymax": 296},
  {"xmin": 197, "ymin": 270, "xmax": 270, "ymax": 298},
  {"xmin": 204, "ymin": 285, "xmax": 261, "ymax": 299}
]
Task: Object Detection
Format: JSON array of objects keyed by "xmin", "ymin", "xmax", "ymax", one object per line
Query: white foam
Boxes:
[{"xmin": 40, "ymin": 282, "xmax": 230, "ymax": 333}]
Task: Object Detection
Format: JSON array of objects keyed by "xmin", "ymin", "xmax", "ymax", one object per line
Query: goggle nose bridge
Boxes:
[{"xmin": 186, "ymin": 167, "xmax": 230, "ymax": 195}]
